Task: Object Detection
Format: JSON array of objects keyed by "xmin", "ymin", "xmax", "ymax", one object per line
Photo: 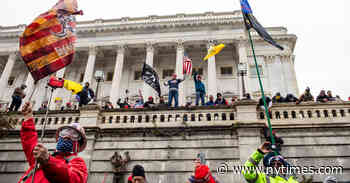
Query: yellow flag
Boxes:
[
  {"xmin": 55, "ymin": 97, "xmax": 62, "ymax": 102},
  {"xmin": 63, "ymin": 80, "xmax": 83, "ymax": 94},
  {"xmin": 203, "ymin": 44, "xmax": 226, "ymax": 61}
]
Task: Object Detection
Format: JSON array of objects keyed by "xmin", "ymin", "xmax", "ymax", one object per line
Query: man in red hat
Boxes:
[
  {"xmin": 18, "ymin": 102, "xmax": 88, "ymax": 183},
  {"xmin": 164, "ymin": 73, "xmax": 186, "ymax": 107},
  {"xmin": 144, "ymin": 96, "xmax": 155, "ymax": 108},
  {"xmin": 188, "ymin": 164, "xmax": 219, "ymax": 183}
]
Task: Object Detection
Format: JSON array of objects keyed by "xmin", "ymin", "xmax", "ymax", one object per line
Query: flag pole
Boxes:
[
  {"xmin": 246, "ymin": 29, "xmax": 277, "ymax": 155},
  {"xmin": 31, "ymin": 86, "xmax": 55, "ymax": 183}
]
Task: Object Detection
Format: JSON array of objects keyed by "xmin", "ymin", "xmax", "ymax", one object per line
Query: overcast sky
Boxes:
[{"xmin": 1, "ymin": 0, "xmax": 349, "ymax": 99}]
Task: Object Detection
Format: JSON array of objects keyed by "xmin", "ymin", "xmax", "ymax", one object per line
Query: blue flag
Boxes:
[{"xmin": 240, "ymin": 0, "xmax": 284, "ymax": 50}]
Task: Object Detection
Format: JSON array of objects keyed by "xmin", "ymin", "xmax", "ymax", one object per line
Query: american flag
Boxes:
[{"xmin": 183, "ymin": 53, "xmax": 192, "ymax": 75}]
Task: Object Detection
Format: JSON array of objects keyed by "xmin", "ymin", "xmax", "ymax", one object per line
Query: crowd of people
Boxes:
[{"xmin": 5, "ymin": 70, "xmax": 349, "ymax": 113}]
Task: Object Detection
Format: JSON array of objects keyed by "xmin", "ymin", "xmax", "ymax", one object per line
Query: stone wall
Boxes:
[
  {"xmin": 1, "ymin": 103, "xmax": 350, "ymax": 182},
  {"xmin": 1, "ymin": 125, "xmax": 349, "ymax": 182}
]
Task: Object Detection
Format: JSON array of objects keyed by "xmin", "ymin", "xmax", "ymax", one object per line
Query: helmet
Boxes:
[
  {"xmin": 267, "ymin": 155, "xmax": 288, "ymax": 167},
  {"xmin": 55, "ymin": 123, "xmax": 87, "ymax": 152}
]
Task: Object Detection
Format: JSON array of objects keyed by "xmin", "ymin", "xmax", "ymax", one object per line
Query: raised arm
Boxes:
[
  {"xmin": 242, "ymin": 142, "xmax": 270, "ymax": 183},
  {"xmin": 20, "ymin": 102, "xmax": 38, "ymax": 166},
  {"xmin": 193, "ymin": 71, "xmax": 198, "ymax": 82}
]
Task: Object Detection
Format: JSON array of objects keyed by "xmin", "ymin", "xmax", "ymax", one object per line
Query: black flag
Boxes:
[
  {"xmin": 142, "ymin": 63, "xmax": 161, "ymax": 97},
  {"xmin": 240, "ymin": 0, "xmax": 284, "ymax": 50}
]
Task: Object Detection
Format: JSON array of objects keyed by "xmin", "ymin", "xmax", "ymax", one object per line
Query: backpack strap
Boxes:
[{"xmin": 64, "ymin": 155, "xmax": 78, "ymax": 163}]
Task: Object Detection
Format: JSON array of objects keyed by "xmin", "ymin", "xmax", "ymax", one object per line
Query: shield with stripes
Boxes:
[{"xmin": 19, "ymin": 0, "xmax": 82, "ymax": 81}]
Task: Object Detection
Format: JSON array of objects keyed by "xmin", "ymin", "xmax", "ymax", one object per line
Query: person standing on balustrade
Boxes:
[
  {"xmin": 193, "ymin": 71, "xmax": 206, "ymax": 106},
  {"xmin": 164, "ymin": 73, "xmax": 186, "ymax": 108},
  {"xmin": 9, "ymin": 84, "xmax": 27, "ymax": 112}
]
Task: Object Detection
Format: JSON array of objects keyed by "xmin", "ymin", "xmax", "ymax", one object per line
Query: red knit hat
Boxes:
[{"xmin": 193, "ymin": 165, "xmax": 216, "ymax": 183}]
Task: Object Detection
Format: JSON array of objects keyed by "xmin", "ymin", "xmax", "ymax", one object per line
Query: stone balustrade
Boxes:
[
  {"xmin": 6, "ymin": 110, "xmax": 81, "ymax": 130},
  {"xmin": 4, "ymin": 101, "xmax": 350, "ymax": 130},
  {"xmin": 258, "ymin": 102, "xmax": 350, "ymax": 125}
]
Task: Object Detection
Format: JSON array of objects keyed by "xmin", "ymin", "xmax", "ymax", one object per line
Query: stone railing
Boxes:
[
  {"xmin": 99, "ymin": 106, "xmax": 237, "ymax": 129},
  {"xmin": 258, "ymin": 101, "xmax": 350, "ymax": 124},
  {"xmin": 4, "ymin": 101, "xmax": 350, "ymax": 130},
  {"xmin": 6, "ymin": 110, "xmax": 81, "ymax": 130}
]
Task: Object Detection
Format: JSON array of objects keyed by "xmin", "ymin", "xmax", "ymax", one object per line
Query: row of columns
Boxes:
[{"xmin": 0, "ymin": 40, "xmax": 253, "ymax": 108}]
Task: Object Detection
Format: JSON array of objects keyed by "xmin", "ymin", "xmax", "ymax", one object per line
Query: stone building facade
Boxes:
[{"xmin": 0, "ymin": 11, "xmax": 298, "ymax": 110}]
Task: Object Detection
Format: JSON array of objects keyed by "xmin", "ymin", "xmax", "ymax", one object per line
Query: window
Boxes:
[
  {"xmin": 162, "ymin": 69, "xmax": 174, "ymax": 79},
  {"xmin": 79, "ymin": 73, "xmax": 84, "ymax": 82},
  {"xmin": 249, "ymin": 65, "xmax": 263, "ymax": 76},
  {"xmin": 220, "ymin": 67, "xmax": 233, "ymax": 75},
  {"xmin": 8, "ymin": 76, "xmax": 15, "ymax": 86},
  {"xmin": 106, "ymin": 72, "xmax": 114, "ymax": 81},
  {"xmin": 134, "ymin": 71, "xmax": 142, "ymax": 80},
  {"xmin": 193, "ymin": 68, "xmax": 203, "ymax": 75}
]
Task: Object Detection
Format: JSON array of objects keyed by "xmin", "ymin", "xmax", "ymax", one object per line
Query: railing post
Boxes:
[
  {"xmin": 236, "ymin": 100, "xmax": 259, "ymax": 122},
  {"xmin": 79, "ymin": 104, "xmax": 101, "ymax": 127}
]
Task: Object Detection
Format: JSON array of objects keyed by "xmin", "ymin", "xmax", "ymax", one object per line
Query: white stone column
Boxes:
[
  {"xmin": 110, "ymin": 45, "xmax": 125, "ymax": 105},
  {"xmin": 83, "ymin": 46, "xmax": 97, "ymax": 85},
  {"xmin": 24, "ymin": 74, "xmax": 35, "ymax": 103},
  {"xmin": 175, "ymin": 42, "xmax": 185, "ymax": 106},
  {"xmin": 143, "ymin": 43, "xmax": 155, "ymax": 99},
  {"xmin": 207, "ymin": 41, "xmax": 217, "ymax": 98},
  {"xmin": 0, "ymin": 52, "xmax": 16, "ymax": 99},
  {"xmin": 264, "ymin": 56, "xmax": 273, "ymax": 97},
  {"xmin": 49, "ymin": 68, "xmax": 66, "ymax": 110},
  {"xmin": 289, "ymin": 55, "xmax": 300, "ymax": 96},
  {"xmin": 237, "ymin": 40, "xmax": 250, "ymax": 98},
  {"xmin": 275, "ymin": 55, "xmax": 287, "ymax": 96}
]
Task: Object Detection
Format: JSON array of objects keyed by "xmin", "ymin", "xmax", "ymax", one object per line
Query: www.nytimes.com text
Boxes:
[{"xmin": 216, "ymin": 163, "xmax": 343, "ymax": 176}]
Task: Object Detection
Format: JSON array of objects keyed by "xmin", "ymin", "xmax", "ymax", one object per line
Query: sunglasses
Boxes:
[{"xmin": 59, "ymin": 128, "xmax": 81, "ymax": 141}]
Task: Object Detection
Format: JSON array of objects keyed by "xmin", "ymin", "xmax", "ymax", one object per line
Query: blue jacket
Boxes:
[
  {"xmin": 193, "ymin": 72, "xmax": 205, "ymax": 93},
  {"xmin": 166, "ymin": 79, "xmax": 184, "ymax": 91},
  {"xmin": 206, "ymin": 101, "xmax": 215, "ymax": 106}
]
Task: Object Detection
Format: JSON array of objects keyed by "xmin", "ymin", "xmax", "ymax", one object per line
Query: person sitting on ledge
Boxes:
[
  {"xmin": 326, "ymin": 90, "xmax": 336, "ymax": 102},
  {"xmin": 18, "ymin": 102, "xmax": 88, "ymax": 183},
  {"xmin": 117, "ymin": 98, "xmax": 130, "ymax": 109},
  {"xmin": 206, "ymin": 95, "xmax": 215, "ymax": 106},
  {"xmin": 144, "ymin": 96, "xmax": 155, "ymax": 108},
  {"xmin": 242, "ymin": 141, "xmax": 297, "ymax": 183},
  {"xmin": 299, "ymin": 87, "xmax": 314, "ymax": 102},
  {"xmin": 285, "ymin": 94, "xmax": 299, "ymax": 103},
  {"xmin": 317, "ymin": 90, "xmax": 329, "ymax": 103},
  {"xmin": 215, "ymin": 93, "xmax": 227, "ymax": 105},
  {"xmin": 231, "ymin": 96, "xmax": 239, "ymax": 105},
  {"xmin": 157, "ymin": 96, "xmax": 168, "ymax": 108},
  {"xmin": 272, "ymin": 92, "xmax": 285, "ymax": 103},
  {"xmin": 242, "ymin": 93, "xmax": 252, "ymax": 100},
  {"xmin": 258, "ymin": 96, "xmax": 272, "ymax": 111},
  {"xmin": 103, "ymin": 101, "xmax": 114, "ymax": 110},
  {"xmin": 134, "ymin": 89, "xmax": 145, "ymax": 109}
]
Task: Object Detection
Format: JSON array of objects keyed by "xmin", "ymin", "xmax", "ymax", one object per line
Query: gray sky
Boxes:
[{"xmin": 1, "ymin": 0, "xmax": 349, "ymax": 99}]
